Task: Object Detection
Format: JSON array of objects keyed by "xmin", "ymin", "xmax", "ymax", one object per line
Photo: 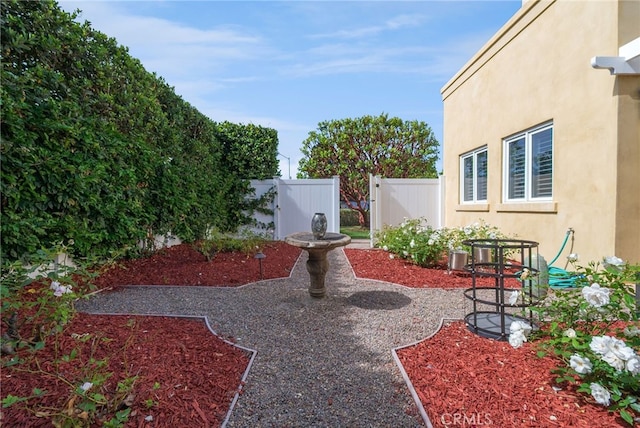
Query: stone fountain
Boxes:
[{"xmin": 285, "ymin": 213, "xmax": 351, "ymax": 298}]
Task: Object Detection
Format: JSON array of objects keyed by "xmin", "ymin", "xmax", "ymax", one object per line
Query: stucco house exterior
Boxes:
[{"xmin": 441, "ymin": 0, "xmax": 640, "ymax": 264}]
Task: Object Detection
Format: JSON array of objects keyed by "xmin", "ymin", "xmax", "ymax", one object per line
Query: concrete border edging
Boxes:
[
  {"xmin": 77, "ymin": 312, "xmax": 257, "ymax": 428},
  {"xmin": 392, "ymin": 317, "xmax": 462, "ymax": 428}
]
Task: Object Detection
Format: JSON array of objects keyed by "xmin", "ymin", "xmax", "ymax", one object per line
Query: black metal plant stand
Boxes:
[{"xmin": 463, "ymin": 239, "xmax": 541, "ymax": 341}]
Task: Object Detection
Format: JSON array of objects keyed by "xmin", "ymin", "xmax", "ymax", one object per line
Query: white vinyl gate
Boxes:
[
  {"xmin": 369, "ymin": 175, "xmax": 443, "ymax": 246},
  {"xmin": 249, "ymin": 177, "xmax": 340, "ymax": 240},
  {"xmin": 250, "ymin": 175, "xmax": 442, "ymax": 245}
]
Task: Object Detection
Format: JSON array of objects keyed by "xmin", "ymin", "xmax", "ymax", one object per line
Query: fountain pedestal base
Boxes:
[{"xmin": 285, "ymin": 232, "xmax": 351, "ymax": 298}]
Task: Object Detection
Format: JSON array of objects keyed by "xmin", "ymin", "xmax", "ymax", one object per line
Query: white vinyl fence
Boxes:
[
  {"xmin": 369, "ymin": 175, "xmax": 443, "ymax": 246},
  {"xmin": 249, "ymin": 177, "xmax": 340, "ymax": 240},
  {"xmin": 249, "ymin": 175, "xmax": 442, "ymax": 244}
]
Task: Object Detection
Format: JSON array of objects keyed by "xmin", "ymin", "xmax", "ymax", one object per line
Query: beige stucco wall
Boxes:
[
  {"xmin": 441, "ymin": 0, "xmax": 640, "ymax": 264},
  {"xmin": 615, "ymin": 1, "xmax": 640, "ymax": 264}
]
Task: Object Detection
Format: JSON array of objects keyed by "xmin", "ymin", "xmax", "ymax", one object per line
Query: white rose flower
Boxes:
[
  {"xmin": 569, "ymin": 354, "xmax": 592, "ymax": 375},
  {"xmin": 581, "ymin": 283, "xmax": 610, "ymax": 308},
  {"xmin": 508, "ymin": 321, "xmax": 532, "ymax": 348},
  {"xmin": 590, "ymin": 383, "xmax": 611, "ymax": 406},
  {"xmin": 510, "ymin": 320, "xmax": 532, "ymax": 336},
  {"xmin": 590, "ymin": 335, "xmax": 613, "ymax": 356},
  {"xmin": 566, "ymin": 253, "xmax": 579, "ymax": 263},
  {"xmin": 563, "ymin": 328, "xmax": 577, "ymax": 338},
  {"xmin": 80, "ymin": 382, "xmax": 93, "ymax": 392},
  {"xmin": 410, "ymin": 239, "xmax": 415, "ymax": 248},
  {"xmin": 601, "ymin": 351, "xmax": 625, "ymax": 371},
  {"xmin": 50, "ymin": 280, "xmax": 61, "ymax": 290},
  {"xmin": 382, "ymin": 245, "xmax": 388, "ymax": 251},
  {"xmin": 508, "ymin": 290, "xmax": 520, "ymax": 305},
  {"xmin": 603, "ymin": 255, "xmax": 624, "ymax": 268},
  {"xmin": 609, "ymin": 337, "xmax": 635, "ymax": 361},
  {"xmin": 625, "ymin": 355, "xmax": 640, "ymax": 375}
]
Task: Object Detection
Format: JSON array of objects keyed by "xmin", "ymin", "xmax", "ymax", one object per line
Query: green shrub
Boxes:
[
  {"xmin": 530, "ymin": 257, "xmax": 640, "ymax": 425},
  {"xmin": 374, "ymin": 218, "xmax": 512, "ymax": 267},
  {"xmin": 0, "ymin": 1, "xmax": 278, "ymax": 262},
  {"xmin": 192, "ymin": 229, "xmax": 270, "ymax": 261},
  {"xmin": 374, "ymin": 218, "xmax": 447, "ymax": 267},
  {"xmin": 340, "ymin": 209, "xmax": 361, "ymax": 227}
]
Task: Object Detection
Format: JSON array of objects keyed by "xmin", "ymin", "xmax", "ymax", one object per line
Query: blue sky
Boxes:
[{"xmin": 59, "ymin": 1, "xmax": 522, "ymax": 178}]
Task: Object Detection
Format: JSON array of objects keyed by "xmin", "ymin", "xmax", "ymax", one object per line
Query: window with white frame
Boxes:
[
  {"xmin": 460, "ymin": 147, "xmax": 487, "ymax": 203},
  {"xmin": 503, "ymin": 123, "xmax": 553, "ymax": 202}
]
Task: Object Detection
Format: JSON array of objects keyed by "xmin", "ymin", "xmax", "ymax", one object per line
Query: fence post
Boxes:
[{"xmin": 331, "ymin": 175, "xmax": 340, "ymax": 233}]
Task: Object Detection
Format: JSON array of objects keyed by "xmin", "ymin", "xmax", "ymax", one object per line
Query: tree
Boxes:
[{"xmin": 298, "ymin": 113, "xmax": 439, "ymax": 227}]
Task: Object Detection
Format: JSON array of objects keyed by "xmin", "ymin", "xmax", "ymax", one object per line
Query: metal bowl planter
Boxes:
[
  {"xmin": 447, "ymin": 247, "xmax": 492, "ymax": 274},
  {"xmin": 448, "ymin": 250, "xmax": 469, "ymax": 273}
]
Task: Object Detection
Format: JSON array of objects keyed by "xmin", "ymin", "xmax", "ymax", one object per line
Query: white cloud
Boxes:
[
  {"xmin": 56, "ymin": 0, "xmax": 520, "ymax": 179},
  {"xmin": 309, "ymin": 13, "xmax": 427, "ymax": 40},
  {"xmin": 61, "ymin": 1, "xmax": 273, "ymax": 79}
]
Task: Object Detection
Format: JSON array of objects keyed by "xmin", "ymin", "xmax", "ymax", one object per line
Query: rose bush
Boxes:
[
  {"xmin": 527, "ymin": 256, "xmax": 640, "ymax": 425},
  {"xmin": 373, "ymin": 218, "xmax": 511, "ymax": 267}
]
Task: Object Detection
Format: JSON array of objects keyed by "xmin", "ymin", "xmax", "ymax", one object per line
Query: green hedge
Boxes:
[
  {"xmin": 340, "ymin": 209, "xmax": 361, "ymax": 227},
  {"xmin": 0, "ymin": 1, "xmax": 278, "ymax": 261}
]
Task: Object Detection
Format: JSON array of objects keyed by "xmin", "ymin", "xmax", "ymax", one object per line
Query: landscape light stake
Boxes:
[{"xmin": 254, "ymin": 251, "xmax": 266, "ymax": 280}]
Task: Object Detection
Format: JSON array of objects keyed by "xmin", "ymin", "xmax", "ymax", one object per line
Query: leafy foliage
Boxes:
[
  {"xmin": 374, "ymin": 218, "xmax": 445, "ymax": 267},
  {"xmin": 532, "ymin": 259, "xmax": 640, "ymax": 425},
  {"xmin": 374, "ymin": 219, "xmax": 510, "ymax": 267},
  {"xmin": 213, "ymin": 122, "xmax": 280, "ymax": 231},
  {"xmin": 192, "ymin": 228, "xmax": 272, "ymax": 262},
  {"xmin": 340, "ymin": 209, "xmax": 361, "ymax": 227},
  {"xmin": 1, "ymin": 243, "xmax": 138, "ymax": 427},
  {"xmin": 1, "ymin": 0, "xmax": 278, "ymax": 262},
  {"xmin": 298, "ymin": 113, "xmax": 439, "ymax": 226}
]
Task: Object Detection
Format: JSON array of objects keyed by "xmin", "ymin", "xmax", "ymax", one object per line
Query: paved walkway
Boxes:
[{"xmin": 77, "ymin": 247, "xmax": 467, "ymax": 427}]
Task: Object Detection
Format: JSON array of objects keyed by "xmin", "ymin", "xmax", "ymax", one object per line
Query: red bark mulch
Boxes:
[
  {"xmin": 345, "ymin": 247, "xmax": 521, "ymax": 289},
  {"xmin": 1, "ymin": 314, "xmax": 250, "ymax": 427},
  {"xmin": 1, "ymin": 243, "xmax": 631, "ymax": 427},
  {"xmin": 396, "ymin": 321, "xmax": 626, "ymax": 428},
  {"xmin": 92, "ymin": 241, "xmax": 302, "ymax": 289}
]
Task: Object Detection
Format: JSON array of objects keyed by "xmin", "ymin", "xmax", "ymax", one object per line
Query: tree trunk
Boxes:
[{"xmin": 355, "ymin": 207, "xmax": 370, "ymax": 228}]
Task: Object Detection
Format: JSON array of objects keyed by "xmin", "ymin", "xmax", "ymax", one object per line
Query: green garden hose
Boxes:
[{"xmin": 548, "ymin": 228, "xmax": 581, "ymax": 289}]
